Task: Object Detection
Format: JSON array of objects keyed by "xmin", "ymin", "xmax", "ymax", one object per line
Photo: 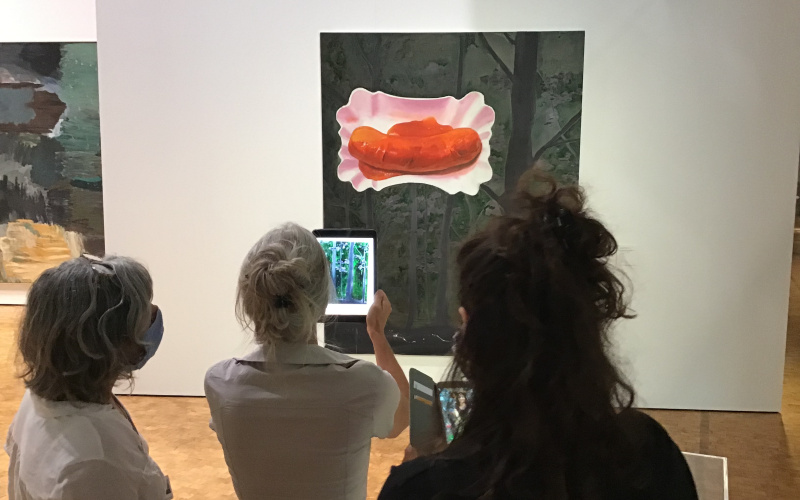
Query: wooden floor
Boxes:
[{"xmin": 1, "ymin": 261, "xmax": 799, "ymax": 499}]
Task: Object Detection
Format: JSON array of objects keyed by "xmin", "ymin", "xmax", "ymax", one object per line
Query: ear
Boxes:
[{"xmin": 458, "ymin": 306, "xmax": 469, "ymax": 326}]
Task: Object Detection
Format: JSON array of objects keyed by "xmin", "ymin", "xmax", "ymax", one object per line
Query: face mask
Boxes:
[{"xmin": 135, "ymin": 308, "xmax": 163, "ymax": 370}]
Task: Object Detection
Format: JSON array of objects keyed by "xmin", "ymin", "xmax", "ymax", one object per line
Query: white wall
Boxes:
[
  {"xmin": 95, "ymin": 0, "xmax": 800, "ymax": 410},
  {"xmin": 0, "ymin": 0, "xmax": 97, "ymax": 304},
  {"xmin": 0, "ymin": 0, "xmax": 96, "ymax": 42}
]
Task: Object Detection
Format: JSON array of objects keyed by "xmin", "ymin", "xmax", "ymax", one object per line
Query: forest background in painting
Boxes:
[
  {"xmin": 321, "ymin": 32, "xmax": 584, "ymax": 354},
  {"xmin": 0, "ymin": 43, "xmax": 103, "ymax": 283}
]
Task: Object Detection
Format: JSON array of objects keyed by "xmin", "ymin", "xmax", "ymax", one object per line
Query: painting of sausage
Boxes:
[
  {"xmin": 335, "ymin": 88, "xmax": 495, "ymax": 195},
  {"xmin": 321, "ymin": 32, "xmax": 585, "ymax": 355}
]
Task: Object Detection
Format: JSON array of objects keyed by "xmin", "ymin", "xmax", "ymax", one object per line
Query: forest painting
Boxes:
[
  {"xmin": 321, "ymin": 32, "xmax": 584, "ymax": 354},
  {"xmin": 0, "ymin": 43, "xmax": 103, "ymax": 283}
]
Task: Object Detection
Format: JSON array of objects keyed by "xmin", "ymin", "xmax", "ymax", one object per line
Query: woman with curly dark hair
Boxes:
[{"xmin": 379, "ymin": 177, "xmax": 698, "ymax": 499}]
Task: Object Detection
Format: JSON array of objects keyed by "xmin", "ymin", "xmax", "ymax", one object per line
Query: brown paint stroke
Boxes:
[{"xmin": 0, "ymin": 82, "xmax": 66, "ymax": 134}]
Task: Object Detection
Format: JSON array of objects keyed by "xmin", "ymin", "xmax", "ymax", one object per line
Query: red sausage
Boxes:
[{"xmin": 348, "ymin": 125, "xmax": 481, "ymax": 174}]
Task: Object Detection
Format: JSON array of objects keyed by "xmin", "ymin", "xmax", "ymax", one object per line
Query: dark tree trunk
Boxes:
[
  {"xmin": 345, "ymin": 242, "xmax": 356, "ymax": 302},
  {"xmin": 344, "ymin": 189, "xmax": 351, "ymax": 227},
  {"xmin": 406, "ymin": 185, "xmax": 418, "ymax": 329},
  {"xmin": 432, "ymin": 35, "xmax": 468, "ymax": 326},
  {"xmin": 331, "ymin": 244, "xmax": 338, "ymax": 297},
  {"xmin": 345, "ymin": 242, "xmax": 355, "ymax": 301},
  {"xmin": 434, "ymin": 195, "xmax": 456, "ymax": 324},
  {"xmin": 365, "ymin": 190, "xmax": 375, "ymax": 229},
  {"xmin": 455, "ymin": 34, "xmax": 467, "ymax": 98},
  {"xmin": 503, "ymin": 32, "xmax": 539, "ymax": 203},
  {"xmin": 362, "ymin": 247, "xmax": 369, "ymax": 303},
  {"xmin": 361, "ymin": 34, "xmax": 382, "ymax": 230}
]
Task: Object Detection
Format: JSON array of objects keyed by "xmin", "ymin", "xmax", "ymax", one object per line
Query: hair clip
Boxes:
[
  {"xmin": 81, "ymin": 253, "xmax": 115, "ymax": 276},
  {"xmin": 275, "ymin": 295, "xmax": 292, "ymax": 308},
  {"xmin": 543, "ymin": 207, "xmax": 574, "ymax": 250},
  {"xmin": 554, "ymin": 207, "xmax": 570, "ymax": 229}
]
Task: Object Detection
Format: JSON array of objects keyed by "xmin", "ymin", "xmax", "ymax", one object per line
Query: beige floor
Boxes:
[{"xmin": 0, "ymin": 260, "xmax": 799, "ymax": 499}]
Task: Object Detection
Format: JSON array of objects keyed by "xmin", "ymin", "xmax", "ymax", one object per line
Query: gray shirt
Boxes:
[
  {"xmin": 205, "ymin": 343, "xmax": 400, "ymax": 500},
  {"xmin": 6, "ymin": 391, "xmax": 171, "ymax": 500}
]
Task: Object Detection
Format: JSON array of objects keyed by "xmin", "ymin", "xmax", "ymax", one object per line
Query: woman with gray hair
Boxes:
[
  {"xmin": 5, "ymin": 255, "xmax": 171, "ymax": 499},
  {"xmin": 205, "ymin": 222, "xmax": 410, "ymax": 500}
]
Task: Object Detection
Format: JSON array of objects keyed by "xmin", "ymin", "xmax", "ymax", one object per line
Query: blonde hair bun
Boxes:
[{"xmin": 237, "ymin": 223, "xmax": 331, "ymax": 344}]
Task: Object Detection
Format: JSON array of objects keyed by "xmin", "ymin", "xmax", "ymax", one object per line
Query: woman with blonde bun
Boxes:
[{"xmin": 205, "ymin": 222, "xmax": 409, "ymax": 500}]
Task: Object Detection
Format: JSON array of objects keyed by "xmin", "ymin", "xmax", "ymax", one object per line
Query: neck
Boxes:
[{"xmin": 101, "ymin": 380, "xmax": 116, "ymax": 404}]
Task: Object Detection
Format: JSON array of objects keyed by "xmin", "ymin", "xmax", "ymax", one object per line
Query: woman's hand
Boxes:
[{"xmin": 367, "ymin": 290, "xmax": 392, "ymax": 338}]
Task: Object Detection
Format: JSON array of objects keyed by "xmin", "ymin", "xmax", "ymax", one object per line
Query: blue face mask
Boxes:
[{"xmin": 135, "ymin": 308, "xmax": 163, "ymax": 370}]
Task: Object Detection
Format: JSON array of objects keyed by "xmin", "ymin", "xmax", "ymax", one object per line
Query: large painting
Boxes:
[
  {"xmin": 321, "ymin": 32, "xmax": 584, "ymax": 354},
  {"xmin": 0, "ymin": 43, "xmax": 103, "ymax": 283}
]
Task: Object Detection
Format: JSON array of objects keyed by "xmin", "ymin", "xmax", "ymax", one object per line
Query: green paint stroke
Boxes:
[{"xmin": 58, "ymin": 43, "xmax": 101, "ymax": 179}]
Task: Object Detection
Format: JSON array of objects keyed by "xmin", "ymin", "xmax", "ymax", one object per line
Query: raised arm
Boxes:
[{"xmin": 367, "ymin": 290, "xmax": 410, "ymax": 438}]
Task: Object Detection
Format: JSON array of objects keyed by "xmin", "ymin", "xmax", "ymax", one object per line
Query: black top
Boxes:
[{"xmin": 378, "ymin": 410, "xmax": 698, "ymax": 500}]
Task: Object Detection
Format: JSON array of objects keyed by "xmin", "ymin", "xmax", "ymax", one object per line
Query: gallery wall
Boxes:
[
  {"xmin": 0, "ymin": 0, "xmax": 97, "ymax": 304},
  {"xmin": 0, "ymin": 0, "xmax": 95, "ymax": 42},
  {"xmin": 92, "ymin": 0, "xmax": 800, "ymax": 410}
]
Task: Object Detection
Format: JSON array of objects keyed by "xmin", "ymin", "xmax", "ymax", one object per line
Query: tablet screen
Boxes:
[{"xmin": 316, "ymin": 232, "xmax": 376, "ymax": 316}]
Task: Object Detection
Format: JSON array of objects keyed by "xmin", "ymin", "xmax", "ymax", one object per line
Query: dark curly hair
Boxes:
[
  {"xmin": 17, "ymin": 256, "xmax": 153, "ymax": 403},
  {"xmin": 447, "ymin": 174, "xmax": 637, "ymax": 498}
]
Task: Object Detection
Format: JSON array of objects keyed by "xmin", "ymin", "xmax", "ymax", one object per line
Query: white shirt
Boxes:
[
  {"xmin": 205, "ymin": 343, "xmax": 400, "ymax": 500},
  {"xmin": 5, "ymin": 391, "xmax": 172, "ymax": 500}
]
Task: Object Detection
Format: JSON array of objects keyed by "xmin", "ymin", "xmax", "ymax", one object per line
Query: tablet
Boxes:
[{"xmin": 313, "ymin": 229, "xmax": 376, "ymax": 317}]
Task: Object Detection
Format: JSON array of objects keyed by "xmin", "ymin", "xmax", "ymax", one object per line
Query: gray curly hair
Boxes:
[
  {"xmin": 236, "ymin": 222, "xmax": 331, "ymax": 347},
  {"xmin": 18, "ymin": 255, "xmax": 153, "ymax": 403}
]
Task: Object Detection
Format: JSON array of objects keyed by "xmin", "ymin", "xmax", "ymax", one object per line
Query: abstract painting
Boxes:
[
  {"xmin": 321, "ymin": 32, "xmax": 584, "ymax": 354},
  {"xmin": 0, "ymin": 43, "xmax": 103, "ymax": 283}
]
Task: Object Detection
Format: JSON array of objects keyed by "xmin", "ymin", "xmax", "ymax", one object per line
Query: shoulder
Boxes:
[
  {"xmin": 205, "ymin": 358, "xmax": 231, "ymax": 381},
  {"xmin": 41, "ymin": 408, "xmax": 142, "ymax": 463},
  {"xmin": 11, "ymin": 399, "xmax": 159, "ymax": 484},
  {"xmin": 378, "ymin": 457, "xmax": 438, "ymax": 500},
  {"xmin": 349, "ymin": 359, "xmax": 392, "ymax": 382},
  {"xmin": 347, "ymin": 360, "xmax": 400, "ymax": 400},
  {"xmin": 204, "ymin": 355, "xmax": 252, "ymax": 390},
  {"xmin": 379, "ymin": 456, "xmax": 475, "ymax": 500},
  {"xmin": 617, "ymin": 409, "xmax": 680, "ymax": 449},
  {"xmin": 204, "ymin": 357, "xmax": 252, "ymax": 411},
  {"xmin": 617, "ymin": 410, "xmax": 699, "ymax": 499}
]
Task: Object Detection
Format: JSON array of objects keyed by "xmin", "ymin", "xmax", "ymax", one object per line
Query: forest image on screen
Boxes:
[{"xmin": 321, "ymin": 240, "xmax": 369, "ymax": 305}]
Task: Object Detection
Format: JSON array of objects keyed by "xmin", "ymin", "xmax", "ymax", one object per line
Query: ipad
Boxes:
[{"xmin": 313, "ymin": 229, "xmax": 376, "ymax": 317}]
